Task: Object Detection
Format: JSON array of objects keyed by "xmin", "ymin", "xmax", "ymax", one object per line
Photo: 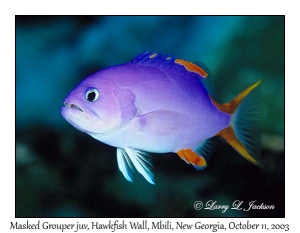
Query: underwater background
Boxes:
[{"xmin": 16, "ymin": 16, "xmax": 284, "ymax": 217}]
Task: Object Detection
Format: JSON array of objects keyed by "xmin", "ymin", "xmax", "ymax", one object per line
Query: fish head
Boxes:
[{"xmin": 61, "ymin": 70, "xmax": 137, "ymax": 135}]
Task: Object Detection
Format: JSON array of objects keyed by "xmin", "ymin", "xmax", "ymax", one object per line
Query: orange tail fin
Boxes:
[{"xmin": 213, "ymin": 80, "xmax": 262, "ymax": 166}]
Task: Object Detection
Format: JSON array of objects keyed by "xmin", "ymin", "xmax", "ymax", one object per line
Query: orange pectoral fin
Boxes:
[
  {"xmin": 216, "ymin": 127, "xmax": 260, "ymax": 166},
  {"xmin": 177, "ymin": 149, "xmax": 207, "ymax": 169}
]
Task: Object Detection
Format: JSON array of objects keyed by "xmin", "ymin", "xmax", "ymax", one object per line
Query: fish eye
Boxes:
[{"xmin": 85, "ymin": 88, "xmax": 99, "ymax": 102}]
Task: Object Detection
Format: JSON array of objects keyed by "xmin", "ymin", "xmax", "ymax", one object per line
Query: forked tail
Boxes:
[{"xmin": 212, "ymin": 80, "xmax": 262, "ymax": 166}]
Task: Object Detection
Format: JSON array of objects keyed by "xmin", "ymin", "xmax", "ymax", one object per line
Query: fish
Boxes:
[{"xmin": 61, "ymin": 51, "xmax": 262, "ymax": 184}]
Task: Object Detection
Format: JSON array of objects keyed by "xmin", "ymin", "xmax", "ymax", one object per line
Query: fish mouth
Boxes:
[{"xmin": 64, "ymin": 103, "xmax": 84, "ymax": 112}]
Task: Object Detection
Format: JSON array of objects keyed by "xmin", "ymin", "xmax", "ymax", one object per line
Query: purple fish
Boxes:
[{"xmin": 61, "ymin": 52, "xmax": 261, "ymax": 184}]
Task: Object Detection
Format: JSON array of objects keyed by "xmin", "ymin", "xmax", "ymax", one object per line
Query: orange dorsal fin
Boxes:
[
  {"xmin": 177, "ymin": 148, "xmax": 207, "ymax": 168},
  {"xmin": 216, "ymin": 127, "xmax": 260, "ymax": 166},
  {"xmin": 210, "ymin": 80, "xmax": 262, "ymax": 114},
  {"xmin": 175, "ymin": 59, "xmax": 208, "ymax": 78}
]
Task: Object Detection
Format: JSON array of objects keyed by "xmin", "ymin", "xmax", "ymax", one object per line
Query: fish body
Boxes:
[{"xmin": 61, "ymin": 52, "xmax": 261, "ymax": 184}]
